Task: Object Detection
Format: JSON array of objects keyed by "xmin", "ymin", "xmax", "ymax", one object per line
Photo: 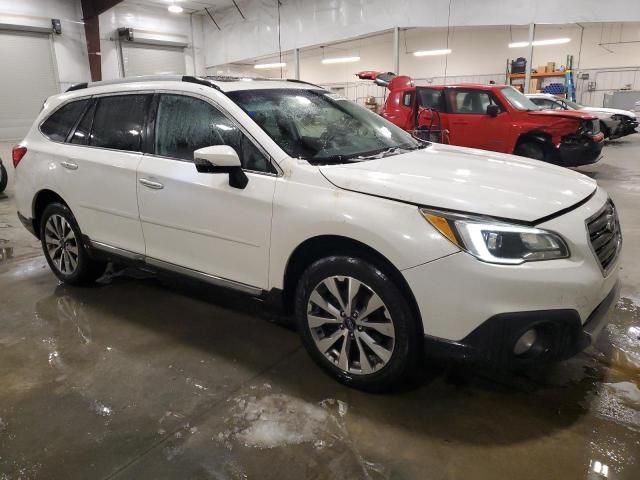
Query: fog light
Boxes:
[{"xmin": 514, "ymin": 329, "xmax": 537, "ymax": 355}]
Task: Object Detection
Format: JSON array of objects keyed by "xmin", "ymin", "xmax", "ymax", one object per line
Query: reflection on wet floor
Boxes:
[
  {"xmin": 0, "ymin": 259, "xmax": 639, "ymax": 479},
  {"xmin": 0, "ymin": 238, "xmax": 13, "ymax": 264}
]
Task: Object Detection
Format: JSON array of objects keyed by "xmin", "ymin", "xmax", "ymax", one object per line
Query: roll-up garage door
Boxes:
[
  {"xmin": 121, "ymin": 43, "xmax": 186, "ymax": 77},
  {"xmin": 0, "ymin": 31, "xmax": 58, "ymax": 140}
]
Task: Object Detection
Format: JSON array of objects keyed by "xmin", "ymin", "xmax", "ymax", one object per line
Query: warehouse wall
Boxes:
[
  {"xmin": 213, "ymin": 23, "xmax": 640, "ymax": 82},
  {"xmin": 99, "ymin": 3, "xmax": 205, "ymax": 80},
  {"xmin": 0, "ymin": 0, "xmax": 89, "ymax": 91},
  {"xmin": 203, "ymin": 0, "xmax": 640, "ymax": 67},
  {"xmin": 210, "ymin": 22, "xmax": 640, "ymax": 108}
]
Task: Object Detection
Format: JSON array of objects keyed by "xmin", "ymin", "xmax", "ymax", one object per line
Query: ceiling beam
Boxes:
[{"xmin": 81, "ymin": 0, "xmax": 124, "ymax": 19}]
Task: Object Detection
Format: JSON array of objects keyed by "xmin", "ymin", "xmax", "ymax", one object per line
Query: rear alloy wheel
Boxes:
[
  {"xmin": 44, "ymin": 214, "xmax": 79, "ymax": 276},
  {"xmin": 40, "ymin": 203, "xmax": 105, "ymax": 285},
  {"xmin": 514, "ymin": 141, "xmax": 546, "ymax": 161},
  {"xmin": 295, "ymin": 256, "xmax": 422, "ymax": 392}
]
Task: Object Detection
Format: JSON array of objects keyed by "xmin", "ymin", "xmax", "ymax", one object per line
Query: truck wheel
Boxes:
[
  {"xmin": 0, "ymin": 163, "xmax": 7, "ymax": 193},
  {"xmin": 295, "ymin": 255, "xmax": 423, "ymax": 392},
  {"xmin": 40, "ymin": 203, "xmax": 106, "ymax": 285},
  {"xmin": 514, "ymin": 141, "xmax": 546, "ymax": 161}
]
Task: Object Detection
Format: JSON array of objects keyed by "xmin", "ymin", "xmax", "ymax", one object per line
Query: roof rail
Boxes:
[
  {"xmin": 182, "ymin": 75, "xmax": 222, "ymax": 92},
  {"xmin": 66, "ymin": 82, "xmax": 88, "ymax": 92},
  {"xmin": 284, "ymin": 78, "xmax": 324, "ymax": 89}
]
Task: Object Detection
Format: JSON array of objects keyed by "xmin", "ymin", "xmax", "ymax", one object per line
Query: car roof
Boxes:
[{"xmin": 415, "ymin": 83, "xmax": 508, "ymax": 91}]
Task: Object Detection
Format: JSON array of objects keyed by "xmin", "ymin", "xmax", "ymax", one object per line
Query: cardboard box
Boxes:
[
  {"xmin": 537, "ymin": 65, "xmax": 547, "ymax": 74},
  {"xmin": 546, "ymin": 62, "xmax": 556, "ymax": 72},
  {"xmin": 529, "ymin": 78, "xmax": 542, "ymax": 91}
]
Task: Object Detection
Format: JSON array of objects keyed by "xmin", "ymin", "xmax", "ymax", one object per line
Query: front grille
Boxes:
[{"xmin": 586, "ymin": 200, "xmax": 622, "ymax": 274}]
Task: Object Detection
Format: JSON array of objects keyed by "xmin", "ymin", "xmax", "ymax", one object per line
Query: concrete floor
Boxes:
[{"xmin": 0, "ymin": 138, "xmax": 639, "ymax": 480}]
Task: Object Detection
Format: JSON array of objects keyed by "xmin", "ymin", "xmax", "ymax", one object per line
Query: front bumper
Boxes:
[
  {"xmin": 555, "ymin": 133, "xmax": 604, "ymax": 167},
  {"xmin": 403, "ymin": 188, "xmax": 620, "ymax": 365},
  {"xmin": 423, "ymin": 281, "xmax": 619, "ymax": 367},
  {"xmin": 615, "ymin": 117, "xmax": 639, "ymax": 138}
]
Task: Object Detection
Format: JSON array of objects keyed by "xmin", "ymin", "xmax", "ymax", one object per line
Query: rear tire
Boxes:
[
  {"xmin": 514, "ymin": 141, "xmax": 546, "ymax": 161},
  {"xmin": 0, "ymin": 163, "xmax": 7, "ymax": 193},
  {"xmin": 40, "ymin": 203, "xmax": 106, "ymax": 285},
  {"xmin": 295, "ymin": 256, "xmax": 423, "ymax": 392}
]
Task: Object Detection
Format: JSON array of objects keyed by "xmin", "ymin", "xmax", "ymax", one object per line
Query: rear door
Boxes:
[
  {"xmin": 444, "ymin": 88, "xmax": 510, "ymax": 152},
  {"xmin": 61, "ymin": 93, "xmax": 151, "ymax": 254}
]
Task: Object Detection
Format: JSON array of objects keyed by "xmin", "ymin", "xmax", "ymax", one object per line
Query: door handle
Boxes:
[
  {"xmin": 138, "ymin": 178, "xmax": 164, "ymax": 190},
  {"xmin": 60, "ymin": 161, "xmax": 78, "ymax": 170}
]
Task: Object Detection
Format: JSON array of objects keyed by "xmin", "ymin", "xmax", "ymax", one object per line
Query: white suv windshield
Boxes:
[
  {"xmin": 501, "ymin": 86, "xmax": 541, "ymax": 111},
  {"xmin": 228, "ymin": 88, "xmax": 424, "ymax": 164}
]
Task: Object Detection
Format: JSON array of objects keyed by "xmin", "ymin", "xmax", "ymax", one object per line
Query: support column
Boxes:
[
  {"xmin": 294, "ymin": 48, "xmax": 300, "ymax": 80},
  {"xmin": 393, "ymin": 27, "xmax": 400, "ymax": 74},
  {"xmin": 83, "ymin": 14, "xmax": 101, "ymax": 81},
  {"xmin": 524, "ymin": 22, "xmax": 535, "ymax": 94},
  {"xmin": 81, "ymin": 0, "xmax": 124, "ymax": 82}
]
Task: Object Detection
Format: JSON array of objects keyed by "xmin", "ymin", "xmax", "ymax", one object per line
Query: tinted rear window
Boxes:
[
  {"xmin": 90, "ymin": 95, "xmax": 150, "ymax": 152},
  {"xmin": 41, "ymin": 99, "xmax": 88, "ymax": 142}
]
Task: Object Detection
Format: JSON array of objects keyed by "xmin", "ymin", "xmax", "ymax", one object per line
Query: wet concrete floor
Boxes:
[{"xmin": 1, "ymin": 138, "xmax": 639, "ymax": 479}]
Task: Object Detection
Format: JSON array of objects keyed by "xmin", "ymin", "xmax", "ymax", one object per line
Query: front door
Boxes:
[
  {"xmin": 443, "ymin": 88, "xmax": 509, "ymax": 153},
  {"xmin": 136, "ymin": 93, "xmax": 277, "ymax": 290}
]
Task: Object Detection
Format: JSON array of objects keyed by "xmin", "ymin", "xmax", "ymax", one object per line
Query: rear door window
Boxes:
[
  {"xmin": 89, "ymin": 95, "xmax": 151, "ymax": 152},
  {"xmin": 41, "ymin": 99, "xmax": 89, "ymax": 142},
  {"xmin": 416, "ymin": 89, "xmax": 443, "ymax": 111}
]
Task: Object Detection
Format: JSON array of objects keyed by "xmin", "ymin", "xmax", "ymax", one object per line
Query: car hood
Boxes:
[
  {"xmin": 581, "ymin": 106, "xmax": 636, "ymax": 118},
  {"xmin": 527, "ymin": 109, "xmax": 596, "ymax": 121},
  {"xmin": 319, "ymin": 144, "xmax": 597, "ymax": 223}
]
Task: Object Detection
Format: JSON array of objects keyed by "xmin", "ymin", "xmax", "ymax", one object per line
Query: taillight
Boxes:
[{"xmin": 12, "ymin": 145, "xmax": 27, "ymax": 168}]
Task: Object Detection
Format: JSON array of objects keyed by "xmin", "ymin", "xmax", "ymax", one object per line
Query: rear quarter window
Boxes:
[{"xmin": 40, "ymin": 99, "xmax": 89, "ymax": 142}]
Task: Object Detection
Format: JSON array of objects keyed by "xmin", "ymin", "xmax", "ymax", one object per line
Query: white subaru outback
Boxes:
[{"xmin": 13, "ymin": 75, "xmax": 621, "ymax": 391}]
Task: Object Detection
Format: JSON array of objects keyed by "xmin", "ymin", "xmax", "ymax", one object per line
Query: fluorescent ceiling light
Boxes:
[
  {"xmin": 509, "ymin": 37, "xmax": 571, "ymax": 48},
  {"xmin": 254, "ymin": 62, "xmax": 286, "ymax": 69},
  {"xmin": 168, "ymin": 5, "xmax": 183, "ymax": 13},
  {"xmin": 321, "ymin": 56, "xmax": 361, "ymax": 64},
  {"xmin": 413, "ymin": 49, "xmax": 452, "ymax": 57}
]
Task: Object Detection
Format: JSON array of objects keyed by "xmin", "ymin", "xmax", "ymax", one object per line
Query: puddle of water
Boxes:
[
  {"xmin": 0, "ymin": 238, "xmax": 14, "ymax": 263},
  {"xmin": 593, "ymin": 297, "xmax": 640, "ymax": 376}
]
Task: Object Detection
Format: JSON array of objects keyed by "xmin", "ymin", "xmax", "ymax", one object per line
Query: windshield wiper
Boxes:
[{"xmin": 355, "ymin": 147, "xmax": 407, "ymax": 161}]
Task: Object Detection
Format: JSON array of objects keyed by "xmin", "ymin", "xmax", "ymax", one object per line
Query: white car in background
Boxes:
[
  {"xmin": 527, "ymin": 93, "xmax": 638, "ymax": 139},
  {"xmin": 13, "ymin": 75, "xmax": 621, "ymax": 391}
]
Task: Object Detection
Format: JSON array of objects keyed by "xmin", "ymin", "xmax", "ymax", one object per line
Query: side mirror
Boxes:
[
  {"xmin": 486, "ymin": 104, "xmax": 500, "ymax": 117},
  {"xmin": 193, "ymin": 145, "xmax": 248, "ymax": 189}
]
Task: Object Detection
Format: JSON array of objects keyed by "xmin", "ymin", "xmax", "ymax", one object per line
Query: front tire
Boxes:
[
  {"xmin": 40, "ymin": 203, "xmax": 105, "ymax": 285},
  {"xmin": 514, "ymin": 141, "xmax": 546, "ymax": 161},
  {"xmin": 295, "ymin": 256, "xmax": 423, "ymax": 392}
]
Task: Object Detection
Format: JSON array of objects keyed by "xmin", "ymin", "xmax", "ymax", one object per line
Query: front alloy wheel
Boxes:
[
  {"xmin": 295, "ymin": 256, "xmax": 422, "ymax": 392},
  {"xmin": 307, "ymin": 275, "xmax": 396, "ymax": 375}
]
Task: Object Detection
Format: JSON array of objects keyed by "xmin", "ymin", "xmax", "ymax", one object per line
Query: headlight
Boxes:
[{"xmin": 421, "ymin": 209, "xmax": 570, "ymax": 264}]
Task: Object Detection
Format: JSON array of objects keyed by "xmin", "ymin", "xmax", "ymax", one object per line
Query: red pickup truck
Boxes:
[{"xmin": 359, "ymin": 73, "xmax": 604, "ymax": 167}]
